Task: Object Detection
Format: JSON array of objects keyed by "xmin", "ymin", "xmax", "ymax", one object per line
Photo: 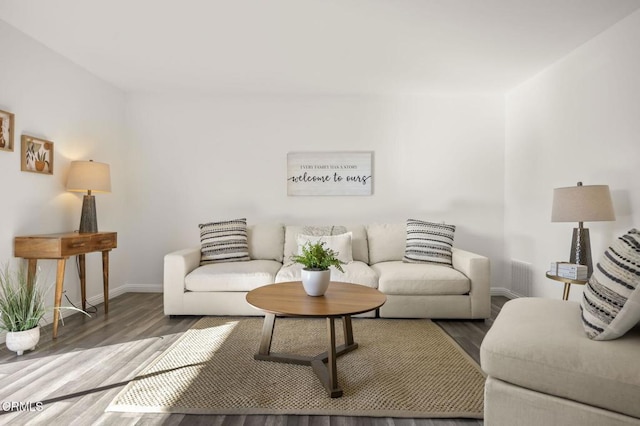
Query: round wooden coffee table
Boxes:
[{"xmin": 246, "ymin": 281, "xmax": 386, "ymax": 398}]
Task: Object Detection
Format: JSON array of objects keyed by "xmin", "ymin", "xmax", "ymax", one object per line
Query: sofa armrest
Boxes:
[
  {"xmin": 163, "ymin": 247, "xmax": 201, "ymax": 315},
  {"xmin": 452, "ymin": 248, "xmax": 491, "ymax": 319}
]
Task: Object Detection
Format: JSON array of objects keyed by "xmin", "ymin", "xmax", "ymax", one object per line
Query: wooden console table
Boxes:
[{"xmin": 14, "ymin": 232, "xmax": 117, "ymax": 338}]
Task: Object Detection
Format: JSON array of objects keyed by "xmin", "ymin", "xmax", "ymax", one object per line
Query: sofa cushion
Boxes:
[
  {"xmin": 275, "ymin": 261, "xmax": 378, "ymax": 288},
  {"xmin": 581, "ymin": 228, "xmax": 640, "ymax": 341},
  {"xmin": 185, "ymin": 260, "xmax": 282, "ymax": 292},
  {"xmin": 403, "ymin": 219, "xmax": 455, "ymax": 267},
  {"xmin": 284, "ymin": 225, "xmax": 369, "ymax": 264},
  {"xmin": 296, "ymin": 232, "xmax": 353, "ymax": 264},
  {"xmin": 248, "ymin": 223, "xmax": 285, "ymax": 262},
  {"xmin": 372, "ymin": 261, "xmax": 470, "ymax": 295},
  {"xmin": 199, "ymin": 218, "xmax": 250, "ymax": 265},
  {"xmin": 481, "ymin": 298, "xmax": 640, "ymax": 419},
  {"xmin": 366, "ymin": 223, "xmax": 406, "ymax": 264}
]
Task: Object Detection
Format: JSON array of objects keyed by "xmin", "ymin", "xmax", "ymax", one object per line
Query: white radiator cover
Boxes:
[{"xmin": 511, "ymin": 259, "xmax": 532, "ymax": 297}]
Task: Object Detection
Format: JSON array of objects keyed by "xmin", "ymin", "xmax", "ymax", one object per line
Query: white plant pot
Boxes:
[
  {"xmin": 301, "ymin": 269, "xmax": 331, "ymax": 296},
  {"xmin": 5, "ymin": 326, "xmax": 40, "ymax": 356}
]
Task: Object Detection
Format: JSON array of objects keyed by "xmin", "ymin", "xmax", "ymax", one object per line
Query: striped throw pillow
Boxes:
[
  {"xmin": 403, "ymin": 219, "xmax": 456, "ymax": 267},
  {"xmin": 199, "ymin": 218, "xmax": 250, "ymax": 265},
  {"xmin": 581, "ymin": 229, "xmax": 640, "ymax": 340}
]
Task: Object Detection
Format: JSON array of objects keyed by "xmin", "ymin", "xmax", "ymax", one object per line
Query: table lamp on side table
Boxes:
[
  {"xmin": 66, "ymin": 160, "xmax": 111, "ymax": 233},
  {"xmin": 551, "ymin": 181, "xmax": 615, "ymax": 277}
]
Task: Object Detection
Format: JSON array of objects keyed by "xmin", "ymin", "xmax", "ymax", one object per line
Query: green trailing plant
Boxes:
[
  {"xmin": 0, "ymin": 265, "xmax": 45, "ymax": 332},
  {"xmin": 290, "ymin": 240, "xmax": 345, "ymax": 272}
]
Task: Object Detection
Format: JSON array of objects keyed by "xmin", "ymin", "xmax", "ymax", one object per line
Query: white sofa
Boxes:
[
  {"xmin": 481, "ymin": 298, "xmax": 640, "ymax": 426},
  {"xmin": 164, "ymin": 223, "xmax": 491, "ymax": 319}
]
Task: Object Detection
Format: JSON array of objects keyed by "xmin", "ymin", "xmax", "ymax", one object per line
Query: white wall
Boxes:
[
  {"xmin": 0, "ymin": 21, "xmax": 129, "ymax": 317},
  {"xmin": 505, "ymin": 10, "xmax": 640, "ymax": 300},
  {"xmin": 125, "ymin": 93, "xmax": 506, "ymax": 288}
]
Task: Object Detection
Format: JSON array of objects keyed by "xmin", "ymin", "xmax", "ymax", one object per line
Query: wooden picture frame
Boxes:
[
  {"xmin": 21, "ymin": 135, "xmax": 54, "ymax": 175},
  {"xmin": 0, "ymin": 109, "xmax": 15, "ymax": 152}
]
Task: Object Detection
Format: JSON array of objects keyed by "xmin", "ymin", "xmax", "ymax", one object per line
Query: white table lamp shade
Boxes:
[
  {"xmin": 66, "ymin": 160, "xmax": 111, "ymax": 193},
  {"xmin": 551, "ymin": 184, "xmax": 615, "ymax": 223}
]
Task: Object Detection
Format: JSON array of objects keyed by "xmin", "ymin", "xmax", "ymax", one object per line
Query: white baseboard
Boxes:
[
  {"xmin": 119, "ymin": 283, "xmax": 163, "ymax": 293},
  {"xmin": 490, "ymin": 287, "xmax": 520, "ymax": 299}
]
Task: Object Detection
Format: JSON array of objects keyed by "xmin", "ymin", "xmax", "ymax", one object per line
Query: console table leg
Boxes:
[
  {"xmin": 26, "ymin": 259, "xmax": 37, "ymax": 290},
  {"xmin": 102, "ymin": 250, "xmax": 110, "ymax": 314},
  {"xmin": 79, "ymin": 254, "xmax": 87, "ymax": 312},
  {"xmin": 52, "ymin": 258, "xmax": 67, "ymax": 339}
]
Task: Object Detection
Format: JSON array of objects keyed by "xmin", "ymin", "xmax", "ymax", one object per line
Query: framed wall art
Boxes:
[
  {"xmin": 287, "ymin": 151, "xmax": 373, "ymax": 196},
  {"xmin": 21, "ymin": 135, "xmax": 54, "ymax": 175},
  {"xmin": 0, "ymin": 109, "xmax": 15, "ymax": 152}
]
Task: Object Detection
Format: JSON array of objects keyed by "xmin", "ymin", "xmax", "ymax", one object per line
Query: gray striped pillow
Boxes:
[
  {"xmin": 581, "ymin": 229, "xmax": 640, "ymax": 340},
  {"xmin": 403, "ymin": 219, "xmax": 456, "ymax": 267},
  {"xmin": 199, "ymin": 218, "xmax": 250, "ymax": 265}
]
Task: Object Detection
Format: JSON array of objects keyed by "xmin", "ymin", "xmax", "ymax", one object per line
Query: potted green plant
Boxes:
[
  {"xmin": 0, "ymin": 264, "xmax": 87, "ymax": 356},
  {"xmin": 0, "ymin": 265, "xmax": 45, "ymax": 355},
  {"xmin": 290, "ymin": 241, "xmax": 344, "ymax": 296}
]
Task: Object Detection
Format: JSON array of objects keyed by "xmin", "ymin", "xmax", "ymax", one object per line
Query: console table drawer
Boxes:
[
  {"xmin": 61, "ymin": 236, "xmax": 93, "ymax": 255},
  {"xmin": 88, "ymin": 233, "xmax": 117, "ymax": 251}
]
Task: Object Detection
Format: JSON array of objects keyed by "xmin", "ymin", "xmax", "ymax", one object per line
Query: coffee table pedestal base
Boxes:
[{"xmin": 254, "ymin": 313, "xmax": 357, "ymax": 398}]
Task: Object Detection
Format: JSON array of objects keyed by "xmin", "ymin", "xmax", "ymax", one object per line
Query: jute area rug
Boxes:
[{"xmin": 107, "ymin": 317, "xmax": 485, "ymax": 418}]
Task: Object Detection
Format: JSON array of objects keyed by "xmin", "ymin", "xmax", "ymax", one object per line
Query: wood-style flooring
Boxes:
[{"xmin": 0, "ymin": 293, "xmax": 509, "ymax": 425}]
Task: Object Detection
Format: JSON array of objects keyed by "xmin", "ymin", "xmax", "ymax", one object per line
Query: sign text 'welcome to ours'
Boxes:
[{"xmin": 287, "ymin": 151, "xmax": 373, "ymax": 196}]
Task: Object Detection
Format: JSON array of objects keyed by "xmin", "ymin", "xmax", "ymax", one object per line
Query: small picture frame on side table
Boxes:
[
  {"xmin": 21, "ymin": 135, "xmax": 54, "ymax": 175},
  {"xmin": 0, "ymin": 109, "xmax": 15, "ymax": 152}
]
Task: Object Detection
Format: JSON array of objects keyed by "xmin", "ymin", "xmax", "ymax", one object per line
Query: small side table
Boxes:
[
  {"xmin": 545, "ymin": 272, "xmax": 588, "ymax": 300},
  {"xmin": 14, "ymin": 231, "xmax": 117, "ymax": 339}
]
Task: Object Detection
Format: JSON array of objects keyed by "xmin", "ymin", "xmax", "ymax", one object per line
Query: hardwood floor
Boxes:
[{"xmin": 0, "ymin": 293, "xmax": 509, "ymax": 425}]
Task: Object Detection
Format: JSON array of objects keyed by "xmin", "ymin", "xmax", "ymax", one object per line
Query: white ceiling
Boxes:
[{"xmin": 1, "ymin": 0, "xmax": 640, "ymax": 95}]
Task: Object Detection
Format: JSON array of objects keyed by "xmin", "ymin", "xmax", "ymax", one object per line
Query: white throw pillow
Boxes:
[
  {"xmin": 199, "ymin": 218, "xmax": 250, "ymax": 265},
  {"xmin": 296, "ymin": 232, "xmax": 353, "ymax": 264},
  {"xmin": 581, "ymin": 229, "xmax": 640, "ymax": 340}
]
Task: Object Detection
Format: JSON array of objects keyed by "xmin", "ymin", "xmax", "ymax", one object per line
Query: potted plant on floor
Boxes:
[
  {"xmin": 0, "ymin": 265, "xmax": 45, "ymax": 355},
  {"xmin": 0, "ymin": 264, "xmax": 88, "ymax": 356},
  {"xmin": 291, "ymin": 241, "xmax": 344, "ymax": 296}
]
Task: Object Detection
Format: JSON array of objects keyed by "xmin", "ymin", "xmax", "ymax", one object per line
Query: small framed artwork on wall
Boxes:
[
  {"xmin": 0, "ymin": 109, "xmax": 15, "ymax": 152},
  {"xmin": 21, "ymin": 135, "xmax": 54, "ymax": 175}
]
